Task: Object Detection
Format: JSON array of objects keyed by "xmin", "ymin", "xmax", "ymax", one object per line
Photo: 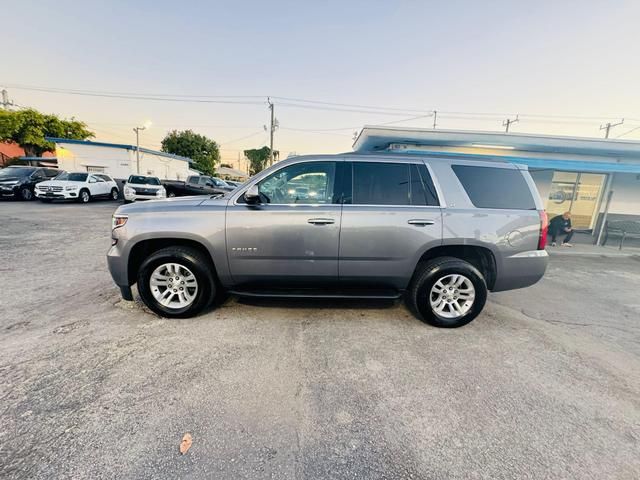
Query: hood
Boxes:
[
  {"xmin": 36, "ymin": 180, "xmax": 84, "ymax": 188},
  {"xmin": 116, "ymin": 195, "xmax": 219, "ymax": 215},
  {"xmin": 125, "ymin": 183, "xmax": 164, "ymax": 190},
  {"xmin": 0, "ymin": 176, "xmax": 25, "ymax": 183}
]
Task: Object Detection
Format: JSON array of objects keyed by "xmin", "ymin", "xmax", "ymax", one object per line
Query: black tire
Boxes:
[
  {"xmin": 167, "ymin": 190, "xmax": 176, "ymax": 198},
  {"xmin": 407, "ymin": 256, "xmax": 487, "ymax": 328},
  {"xmin": 137, "ymin": 246, "xmax": 217, "ymax": 318},
  {"xmin": 78, "ymin": 189, "xmax": 91, "ymax": 204},
  {"xmin": 110, "ymin": 188, "xmax": 119, "ymax": 201},
  {"xmin": 20, "ymin": 187, "xmax": 34, "ymax": 201}
]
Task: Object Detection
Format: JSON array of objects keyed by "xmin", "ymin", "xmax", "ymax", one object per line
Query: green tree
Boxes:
[
  {"xmin": 161, "ymin": 130, "xmax": 220, "ymax": 176},
  {"xmin": 0, "ymin": 109, "xmax": 94, "ymax": 157},
  {"xmin": 244, "ymin": 146, "xmax": 278, "ymax": 175}
]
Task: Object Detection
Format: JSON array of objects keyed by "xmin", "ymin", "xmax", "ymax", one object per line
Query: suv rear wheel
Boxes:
[
  {"xmin": 408, "ymin": 256, "xmax": 487, "ymax": 328},
  {"xmin": 137, "ymin": 246, "xmax": 216, "ymax": 318}
]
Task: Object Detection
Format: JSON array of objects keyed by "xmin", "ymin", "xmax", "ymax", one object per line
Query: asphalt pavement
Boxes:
[{"xmin": 1, "ymin": 200, "xmax": 639, "ymax": 479}]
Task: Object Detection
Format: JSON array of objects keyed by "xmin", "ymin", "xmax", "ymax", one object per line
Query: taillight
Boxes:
[{"xmin": 538, "ymin": 210, "xmax": 548, "ymax": 250}]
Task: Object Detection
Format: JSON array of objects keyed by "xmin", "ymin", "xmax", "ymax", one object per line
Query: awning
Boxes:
[{"xmin": 392, "ymin": 149, "xmax": 640, "ymax": 174}]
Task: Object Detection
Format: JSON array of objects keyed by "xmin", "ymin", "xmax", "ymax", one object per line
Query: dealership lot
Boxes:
[{"xmin": 1, "ymin": 201, "xmax": 639, "ymax": 479}]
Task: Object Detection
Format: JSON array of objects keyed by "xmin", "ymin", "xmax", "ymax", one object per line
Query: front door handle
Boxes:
[
  {"xmin": 408, "ymin": 219, "xmax": 435, "ymax": 226},
  {"xmin": 308, "ymin": 218, "xmax": 335, "ymax": 225}
]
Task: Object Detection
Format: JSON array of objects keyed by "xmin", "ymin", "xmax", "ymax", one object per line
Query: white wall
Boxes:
[
  {"xmin": 55, "ymin": 143, "xmax": 191, "ymax": 180},
  {"xmin": 138, "ymin": 151, "xmax": 191, "ymax": 180}
]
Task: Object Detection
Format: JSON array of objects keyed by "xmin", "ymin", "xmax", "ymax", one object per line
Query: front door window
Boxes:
[{"xmin": 257, "ymin": 162, "xmax": 336, "ymax": 204}]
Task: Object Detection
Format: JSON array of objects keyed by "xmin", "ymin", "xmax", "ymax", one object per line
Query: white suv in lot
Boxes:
[
  {"xmin": 123, "ymin": 175, "xmax": 166, "ymax": 203},
  {"xmin": 35, "ymin": 172, "xmax": 119, "ymax": 203}
]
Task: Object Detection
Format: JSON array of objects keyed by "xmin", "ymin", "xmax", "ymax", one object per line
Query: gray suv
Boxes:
[{"xmin": 108, "ymin": 153, "xmax": 549, "ymax": 327}]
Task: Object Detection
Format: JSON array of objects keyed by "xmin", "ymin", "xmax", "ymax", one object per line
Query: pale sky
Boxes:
[{"xmin": 3, "ymin": 0, "xmax": 640, "ymax": 163}]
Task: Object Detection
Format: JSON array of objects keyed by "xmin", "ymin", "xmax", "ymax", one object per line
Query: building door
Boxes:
[{"xmin": 546, "ymin": 172, "xmax": 606, "ymax": 229}]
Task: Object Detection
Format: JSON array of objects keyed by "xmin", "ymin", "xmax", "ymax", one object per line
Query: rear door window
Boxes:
[
  {"xmin": 353, "ymin": 162, "xmax": 409, "ymax": 205},
  {"xmin": 351, "ymin": 162, "xmax": 439, "ymax": 206},
  {"xmin": 451, "ymin": 165, "xmax": 536, "ymax": 210}
]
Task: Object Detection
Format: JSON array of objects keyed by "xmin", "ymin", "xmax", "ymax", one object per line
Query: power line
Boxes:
[{"xmin": 615, "ymin": 125, "xmax": 640, "ymax": 138}]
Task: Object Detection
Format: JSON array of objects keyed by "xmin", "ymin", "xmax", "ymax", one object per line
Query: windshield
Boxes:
[
  {"xmin": 56, "ymin": 172, "xmax": 88, "ymax": 182},
  {"xmin": 128, "ymin": 175, "xmax": 161, "ymax": 185},
  {"xmin": 213, "ymin": 178, "xmax": 229, "ymax": 187},
  {"xmin": 0, "ymin": 167, "xmax": 34, "ymax": 178}
]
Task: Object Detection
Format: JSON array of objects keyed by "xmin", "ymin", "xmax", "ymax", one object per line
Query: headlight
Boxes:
[
  {"xmin": 124, "ymin": 186, "xmax": 135, "ymax": 195},
  {"xmin": 157, "ymin": 187, "xmax": 166, "ymax": 196},
  {"xmin": 65, "ymin": 185, "xmax": 78, "ymax": 191},
  {"xmin": 112, "ymin": 215, "xmax": 128, "ymax": 230}
]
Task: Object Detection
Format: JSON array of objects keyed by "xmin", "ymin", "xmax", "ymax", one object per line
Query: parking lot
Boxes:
[{"xmin": 1, "ymin": 200, "xmax": 639, "ymax": 479}]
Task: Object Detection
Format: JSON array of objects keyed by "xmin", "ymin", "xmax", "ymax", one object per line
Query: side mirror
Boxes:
[{"xmin": 244, "ymin": 184, "xmax": 260, "ymax": 204}]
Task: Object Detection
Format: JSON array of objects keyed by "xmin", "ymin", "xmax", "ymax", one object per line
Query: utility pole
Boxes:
[
  {"xmin": 503, "ymin": 115, "xmax": 519, "ymax": 133},
  {"xmin": 600, "ymin": 119, "xmax": 624, "ymax": 139},
  {"xmin": 133, "ymin": 125, "xmax": 146, "ymax": 174},
  {"xmin": 268, "ymin": 97, "xmax": 276, "ymax": 166},
  {"xmin": 432, "ymin": 110, "xmax": 437, "ymax": 129},
  {"xmin": 1, "ymin": 89, "xmax": 13, "ymax": 110}
]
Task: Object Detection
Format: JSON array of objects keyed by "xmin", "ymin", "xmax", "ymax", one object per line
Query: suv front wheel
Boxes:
[
  {"xmin": 137, "ymin": 246, "xmax": 216, "ymax": 318},
  {"xmin": 408, "ymin": 257, "xmax": 487, "ymax": 328}
]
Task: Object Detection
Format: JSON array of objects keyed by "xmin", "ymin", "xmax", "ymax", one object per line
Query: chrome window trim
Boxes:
[{"xmin": 230, "ymin": 157, "xmax": 446, "ymax": 208}]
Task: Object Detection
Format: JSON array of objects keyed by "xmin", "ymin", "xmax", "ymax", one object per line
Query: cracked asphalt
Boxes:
[{"xmin": 1, "ymin": 200, "xmax": 639, "ymax": 479}]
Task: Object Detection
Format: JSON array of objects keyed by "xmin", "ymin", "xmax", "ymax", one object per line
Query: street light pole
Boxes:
[{"xmin": 133, "ymin": 126, "xmax": 146, "ymax": 174}]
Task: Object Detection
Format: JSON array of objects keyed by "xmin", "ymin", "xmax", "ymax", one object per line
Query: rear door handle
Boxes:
[
  {"xmin": 308, "ymin": 218, "xmax": 335, "ymax": 225},
  {"xmin": 408, "ymin": 219, "xmax": 435, "ymax": 226}
]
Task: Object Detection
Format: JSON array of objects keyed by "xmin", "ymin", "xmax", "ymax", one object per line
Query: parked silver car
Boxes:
[{"xmin": 108, "ymin": 153, "xmax": 549, "ymax": 327}]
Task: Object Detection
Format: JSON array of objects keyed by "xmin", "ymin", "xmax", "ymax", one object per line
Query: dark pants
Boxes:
[{"xmin": 551, "ymin": 228, "xmax": 574, "ymax": 244}]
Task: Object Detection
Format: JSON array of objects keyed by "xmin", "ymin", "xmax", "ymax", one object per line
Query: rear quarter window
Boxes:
[{"xmin": 451, "ymin": 165, "xmax": 536, "ymax": 210}]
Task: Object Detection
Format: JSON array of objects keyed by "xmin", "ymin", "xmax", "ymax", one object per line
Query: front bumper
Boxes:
[
  {"xmin": 35, "ymin": 189, "xmax": 79, "ymax": 200},
  {"xmin": 0, "ymin": 186, "xmax": 19, "ymax": 197},
  {"xmin": 124, "ymin": 192, "xmax": 165, "ymax": 202}
]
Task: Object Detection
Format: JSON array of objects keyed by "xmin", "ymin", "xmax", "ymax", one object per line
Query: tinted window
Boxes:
[
  {"xmin": 257, "ymin": 161, "xmax": 335, "ymax": 204},
  {"xmin": 353, "ymin": 162, "xmax": 409, "ymax": 205},
  {"xmin": 199, "ymin": 177, "xmax": 211, "ymax": 185},
  {"xmin": 96, "ymin": 174, "xmax": 113, "ymax": 182},
  {"xmin": 128, "ymin": 175, "xmax": 160, "ymax": 185},
  {"xmin": 410, "ymin": 164, "xmax": 439, "ymax": 206},
  {"xmin": 44, "ymin": 169, "xmax": 59, "ymax": 178},
  {"xmin": 188, "ymin": 176, "xmax": 199, "ymax": 184},
  {"xmin": 452, "ymin": 165, "xmax": 536, "ymax": 210},
  {"xmin": 57, "ymin": 172, "xmax": 88, "ymax": 182}
]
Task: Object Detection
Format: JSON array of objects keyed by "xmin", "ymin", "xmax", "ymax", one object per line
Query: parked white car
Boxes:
[
  {"xmin": 35, "ymin": 172, "xmax": 119, "ymax": 203},
  {"xmin": 123, "ymin": 175, "xmax": 166, "ymax": 203}
]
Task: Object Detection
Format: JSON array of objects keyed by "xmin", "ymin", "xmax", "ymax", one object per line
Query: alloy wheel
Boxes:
[
  {"xmin": 149, "ymin": 263, "xmax": 199, "ymax": 309},
  {"xmin": 429, "ymin": 274, "xmax": 475, "ymax": 319}
]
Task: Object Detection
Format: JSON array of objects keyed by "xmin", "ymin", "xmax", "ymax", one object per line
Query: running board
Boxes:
[{"xmin": 230, "ymin": 288, "xmax": 402, "ymax": 300}]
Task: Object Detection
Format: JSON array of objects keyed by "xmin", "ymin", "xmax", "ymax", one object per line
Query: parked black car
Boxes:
[
  {"xmin": 0, "ymin": 166, "xmax": 60, "ymax": 200},
  {"xmin": 162, "ymin": 175, "xmax": 234, "ymax": 197}
]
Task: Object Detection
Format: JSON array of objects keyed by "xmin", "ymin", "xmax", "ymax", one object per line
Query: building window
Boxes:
[
  {"xmin": 546, "ymin": 172, "xmax": 606, "ymax": 229},
  {"xmin": 85, "ymin": 166, "xmax": 105, "ymax": 173}
]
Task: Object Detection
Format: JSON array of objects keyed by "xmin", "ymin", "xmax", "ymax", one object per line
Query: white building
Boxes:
[{"xmin": 45, "ymin": 137, "xmax": 195, "ymax": 180}]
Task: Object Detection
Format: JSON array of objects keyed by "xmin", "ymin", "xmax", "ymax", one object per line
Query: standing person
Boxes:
[{"xmin": 549, "ymin": 211, "xmax": 574, "ymax": 247}]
